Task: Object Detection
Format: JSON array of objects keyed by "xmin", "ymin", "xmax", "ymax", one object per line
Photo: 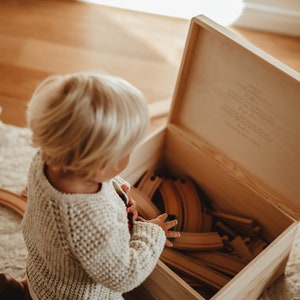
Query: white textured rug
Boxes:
[{"xmin": 0, "ymin": 120, "xmax": 299, "ymax": 299}]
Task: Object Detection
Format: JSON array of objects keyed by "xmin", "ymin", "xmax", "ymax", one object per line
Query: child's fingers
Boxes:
[
  {"xmin": 121, "ymin": 184, "xmax": 129, "ymax": 193},
  {"xmin": 126, "ymin": 197, "xmax": 137, "ymax": 212},
  {"xmin": 165, "ymin": 239, "xmax": 174, "ymax": 247},
  {"xmin": 157, "ymin": 213, "xmax": 168, "ymax": 221},
  {"xmin": 166, "ymin": 231, "xmax": 180, "ymax": 239},
  {"xmin": 132, "ymin": 210, "xmax": 138, "ymax": 221},
  {"xmin": 165, "ymin": 218, "xmax": 178, "ymax": 230},
  {"xmin": 137, "ymin": 216, "xmax": 147, "ymax": 222},
  {"xmin": 126, "ymin": 205, "xmax": 136, "ymax": 213},
  {"xmin": 165, "ymin": 229, "xmax": 180, "ymax": 247}
]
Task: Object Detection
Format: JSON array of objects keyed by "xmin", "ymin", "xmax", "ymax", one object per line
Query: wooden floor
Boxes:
[{"xmin": 0, "ymin": 0, "xmax": 299, "ymax": 129}]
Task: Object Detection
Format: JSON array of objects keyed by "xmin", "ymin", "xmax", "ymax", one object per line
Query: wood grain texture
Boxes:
[
  {"xmin": 0, "ymin": 0, "xmax": 299, "ymax": 129},
  {"xmin": 0, "ymin": 0, "xmax": 188, "ymax": 127}
]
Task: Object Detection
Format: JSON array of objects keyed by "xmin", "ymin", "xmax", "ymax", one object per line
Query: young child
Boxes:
[{"xmin": 21, "ymin": 72, "xmax": 179, "ymax": 299}]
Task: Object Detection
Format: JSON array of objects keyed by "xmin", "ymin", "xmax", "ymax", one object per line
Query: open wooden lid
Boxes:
[{"xmin": 169, "ymin": 15, "xmax": 300, "ymax": 219}]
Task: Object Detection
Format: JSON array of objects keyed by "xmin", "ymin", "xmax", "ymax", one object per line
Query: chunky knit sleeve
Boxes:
[{"xmin": 65, "ymin": 189, "xmax": 166, "ymax": 294}]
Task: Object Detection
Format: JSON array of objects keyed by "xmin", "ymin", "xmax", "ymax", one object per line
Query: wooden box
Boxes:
[{"xmin": 122, "ymin": 15, "xmax": 300, "ymax": 299}]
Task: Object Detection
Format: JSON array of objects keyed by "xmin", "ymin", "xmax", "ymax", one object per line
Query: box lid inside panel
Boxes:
[{"xmin": 169, "ymin": 15, "xmax": 300, "ymax": 219}]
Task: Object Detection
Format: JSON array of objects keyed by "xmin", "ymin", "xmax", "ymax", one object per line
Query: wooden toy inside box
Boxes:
[{"xmin": 121, "ymin": 15, "xmax": 300, "ymax": 300}]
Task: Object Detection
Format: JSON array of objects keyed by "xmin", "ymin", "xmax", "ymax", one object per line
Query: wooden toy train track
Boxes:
[
  {"xmin": 0, "ymin": 188, "xmax": 27, "ymax": 217},
  {"xmin": 133, "ymin": 170, "xmax": 269, "ymax": 297}
]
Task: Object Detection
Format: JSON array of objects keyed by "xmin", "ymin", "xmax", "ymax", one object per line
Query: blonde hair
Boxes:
[{"xmin": 27, "ymin": 71, "xmax": 149, "ymax": 178}]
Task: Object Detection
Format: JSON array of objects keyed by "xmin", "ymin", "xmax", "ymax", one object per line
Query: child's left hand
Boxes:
[{"xmin": 126, "ymin": 196, "xmax": 138, "ymax": 221}]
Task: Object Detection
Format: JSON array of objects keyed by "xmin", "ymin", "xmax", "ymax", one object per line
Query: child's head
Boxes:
[{"xmin": 27, "ymin": 71, "xmax": 149, "ymax": 179}]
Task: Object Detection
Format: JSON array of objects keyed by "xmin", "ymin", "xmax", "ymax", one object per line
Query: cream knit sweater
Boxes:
[{"xmin": 22, "ymin": 152, "xmax": 166, "ymax": 299}]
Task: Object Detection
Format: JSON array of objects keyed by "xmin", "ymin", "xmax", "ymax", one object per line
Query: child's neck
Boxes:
[{"xmin": 45, "ymin": 165, "xmax": 101, "ymax": 194}]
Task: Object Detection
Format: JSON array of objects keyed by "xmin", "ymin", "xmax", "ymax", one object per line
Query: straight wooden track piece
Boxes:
[
  {"xmin": 161, "ymin": 248, "xmax": 231, "ymax": 290},
  {"xmin": 176, "ymin": 272, "xmax": 205, "ymax": 289},
  {"xmin": 135, "ymin": 170, "xmax": 163, "ymax": 199},
  {"xmin": 159, "ymin": 179, "xmax": 184, "ymax": 230},
  {"xmin": 129, "ymin": 187, "xmax": 161, "ymax": 220},
  {"xmin": 212, "ymin": 211, "xmax": 259, "ymax": 236},
  {"xmin": 172, "ymin": 232, "xmax": 225, "ymax": 251},
  {"xmin": 0, "ymin": 188, "xmax": 27, "ymax": 217},
  {"xmin": 174, "ymin": 177, "xmax": 202, "ymax": 232},
  {"xmin": 188, "ymin": 251, "xmax": 247, "ymax": 276},
  {"xmin": 215, "ymin": 220, "xmax": 237, "ymax": 237}
]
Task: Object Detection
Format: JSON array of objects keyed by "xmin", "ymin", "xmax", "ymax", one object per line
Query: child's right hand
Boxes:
[{"xmin": 137, "ymin": 213, "xmax": 180, "ymax": 247}]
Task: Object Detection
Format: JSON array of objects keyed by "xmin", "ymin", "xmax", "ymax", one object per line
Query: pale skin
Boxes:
[{"xmin": 46, "ymin": 154, "xmax": 180, "ymax": 247}]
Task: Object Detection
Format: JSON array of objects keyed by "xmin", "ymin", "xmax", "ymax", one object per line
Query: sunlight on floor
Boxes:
[{"xmin": 80, "ymin": 0, "xmax": 245, "ymax": 26}]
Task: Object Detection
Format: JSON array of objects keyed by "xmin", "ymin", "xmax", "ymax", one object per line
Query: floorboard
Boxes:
[{"xmin": 0, "ymin": 0, "xmax": 299, "ymax": 128}]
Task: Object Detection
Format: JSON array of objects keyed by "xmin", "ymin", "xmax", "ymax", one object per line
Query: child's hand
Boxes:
[
  {"xmin": 138, "ymin": 213, "xmax": 180, "ymax": 247},
  {"xmin": 126, "ymin": 196, "xmax": 138, "ymax": 221}
]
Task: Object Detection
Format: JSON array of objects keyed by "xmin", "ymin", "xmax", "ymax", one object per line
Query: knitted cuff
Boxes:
[{"xmin": 132, "ymin": 221, "xmax": 166, "ymax": 246}]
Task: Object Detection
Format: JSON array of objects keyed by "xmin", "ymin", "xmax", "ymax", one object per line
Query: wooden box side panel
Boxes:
[
  {"xmin": 164, "ymin": 127, "xmax": 294, "ymax": 242},
  {"xmin": 121, "ymin": 127, "xmax": 166, "ymax": 184},
  {"xmin": 213, "ymin": 223, "xmax": 297, "ymax": 300},
  {"xmin": 169, "ymin": 16, "xmax": 300, "ymax": 219},
  {"xmin": 125, "ymin": 260, "xmax": 203, "ymax": 300},
  {"xmin": 122, "ymin": 128, "xmax": 297, "ymax": 299},
  {"xmin": 141, "ymin": 261, "xmax": 204, "ymax": 300}
]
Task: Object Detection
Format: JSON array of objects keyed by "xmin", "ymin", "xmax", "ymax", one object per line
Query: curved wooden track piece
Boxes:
[
  {"xmin": 0, "ymin": 188, "xmax": 27, "ymax": 217},
  {"xmin": 159, "ymin": 179, "xmax": 184, "ymax": 230},
  {"xmin": 174, "ymin": 178, "xmax": 202, "ymax": 232},
  {"xmin": 135, "ymin": 170, "xmax": 163, "ymax": 199}
]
